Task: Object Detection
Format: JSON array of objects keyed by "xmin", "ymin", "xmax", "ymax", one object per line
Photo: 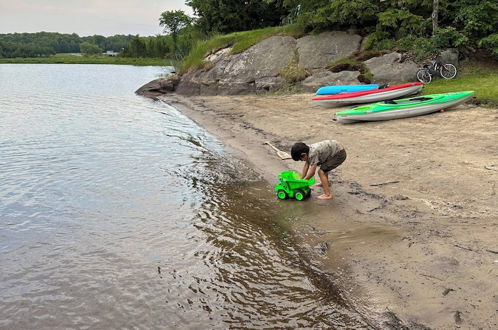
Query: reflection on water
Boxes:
[{"xmin": 0, "ymin": 64, "xmax": 369, "ymax": 328}]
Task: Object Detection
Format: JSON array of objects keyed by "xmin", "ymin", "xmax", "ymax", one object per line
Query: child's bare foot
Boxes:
[{"xmin": 317, "ymin": 194, "xmax": 333, "ymax": 200}]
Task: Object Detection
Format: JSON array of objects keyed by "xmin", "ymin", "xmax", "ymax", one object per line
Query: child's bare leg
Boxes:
[
  {"xmin": 314, "ymin": 172, "xmax": 329, "ymax": 187},
  {"xmin": 317, "ymin": 169, "xmax": 333, "ymax": 199}
]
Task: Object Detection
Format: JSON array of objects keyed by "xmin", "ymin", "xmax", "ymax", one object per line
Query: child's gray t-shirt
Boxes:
[{"xmin": 308, "ymin": 140, "xmax": 342, "ymax": 166}]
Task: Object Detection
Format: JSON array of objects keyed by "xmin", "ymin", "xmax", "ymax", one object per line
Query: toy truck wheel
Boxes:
[
  {"xmin": 295, "ymin": 190, "xmax": 306, "ymax": 201},
  {"xmin": 277, "ymin": 190, "xmax": 288, "ymax": 200}
]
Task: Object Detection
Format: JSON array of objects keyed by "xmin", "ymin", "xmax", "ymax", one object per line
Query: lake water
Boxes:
[{"xmin": 0, "ymin": 64, "xmax": 369, "ymax": 329}]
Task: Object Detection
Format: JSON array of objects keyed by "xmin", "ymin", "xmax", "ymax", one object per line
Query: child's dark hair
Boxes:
[{"xmin": 291, "ymin": 142, "xmax": 309, "ymax": 161}]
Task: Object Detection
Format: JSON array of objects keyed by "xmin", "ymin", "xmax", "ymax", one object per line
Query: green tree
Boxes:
[
  {"xmin": 159, "ymin": 10, "xmax": 192, "ymax": 55},
  {"xmin": 449, "ymin": 0, "xmax": 498, "ymax": 40},
  {"xmin": 120, "ymin": 36, "xmax": 147, "ymax": 57},
  {"xmin": 186, "ymin": 0, "xmax": 289, "ymax": 34},
  {"xmin": 479, "ymin": 34, "xmax": 498, "ymax": 58},
  {"xmin": 79, "ymin": 42, "xmax": 102, "ymax": 55}
]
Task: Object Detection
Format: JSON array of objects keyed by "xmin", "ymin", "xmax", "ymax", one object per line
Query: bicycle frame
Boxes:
[
  {"xmin": 417, "ymin": 56, "xmax": 456, "ymax": 83},
  {"xmin": 425, "ymin": 58, "xmax": 442, "ymax": 75}
]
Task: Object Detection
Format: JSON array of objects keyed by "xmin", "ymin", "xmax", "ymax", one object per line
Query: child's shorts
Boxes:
[{"xmin": 320, "ymin": 149, "xmax": 347, "ymax": 172}]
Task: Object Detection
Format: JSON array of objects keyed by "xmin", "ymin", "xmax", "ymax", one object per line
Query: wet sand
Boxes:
[{"xmin": 162, "ymin": 93, "xmax": 498, "ymax": 329}]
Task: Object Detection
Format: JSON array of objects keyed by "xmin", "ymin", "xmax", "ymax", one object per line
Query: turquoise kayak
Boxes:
[
  {"xmin": 316, "ymin": 84, "xmax": 379, "ymax": 95},
  {"xmin": 313, "ymin": 83, "xmax": 423, "ymax": 108},
  {"xmin": 334, "ymin": 91, "xmax": 475, "ymax": 123}
]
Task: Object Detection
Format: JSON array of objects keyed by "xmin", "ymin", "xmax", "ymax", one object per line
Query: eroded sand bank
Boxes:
[{"xmin": 162, "ymin": 93, "xmax": 498, "ymax": 329}]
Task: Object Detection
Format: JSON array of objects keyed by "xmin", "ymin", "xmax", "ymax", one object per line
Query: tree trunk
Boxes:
[{"xmin": 432, "ymin": 0, "xmax": 439, "ymax": 35}]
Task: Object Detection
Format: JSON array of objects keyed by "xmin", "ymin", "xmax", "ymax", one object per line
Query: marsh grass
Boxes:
[{"xmin": 0, "ymin": 54, "xmax": 172, "ymax": 66}]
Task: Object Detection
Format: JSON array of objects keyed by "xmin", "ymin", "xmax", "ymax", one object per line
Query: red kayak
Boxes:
[{"xmin": 312, "ymin": 82, "xmax": 424, "ymax": 108}]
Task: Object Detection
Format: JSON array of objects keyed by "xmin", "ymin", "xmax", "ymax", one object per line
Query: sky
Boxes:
[{"xmin": 0, "ymin": 0, "xmax": 193, "ymax": 36}]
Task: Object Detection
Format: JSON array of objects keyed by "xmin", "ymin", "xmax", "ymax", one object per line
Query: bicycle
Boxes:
[{"xmin": 416, "ymin": 57, "xmax": 457, "ymax": 84}]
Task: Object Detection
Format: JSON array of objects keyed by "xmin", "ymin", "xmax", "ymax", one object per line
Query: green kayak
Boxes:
[{"xmin": 334, "ymin": 91, "xmax": 475, "ymax": 123}]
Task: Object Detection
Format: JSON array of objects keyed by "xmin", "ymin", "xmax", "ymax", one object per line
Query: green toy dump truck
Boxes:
[{"xmin": 274, "ymin": 171, "xmax": 315, "ymax": 201}]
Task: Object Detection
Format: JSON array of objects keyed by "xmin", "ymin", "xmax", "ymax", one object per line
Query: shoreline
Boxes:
[
  {"xmin": 0, "ymin": 55, "xmax": 170, "ymax": 66},
  {"xmin": 162, "ymin": 92, "xmax": 498, "ymax": 329}
]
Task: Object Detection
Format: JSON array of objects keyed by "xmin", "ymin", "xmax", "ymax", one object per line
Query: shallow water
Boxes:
[{"xmin": 0, "ymin": 64, "xmax": 369, "ymax": 328}]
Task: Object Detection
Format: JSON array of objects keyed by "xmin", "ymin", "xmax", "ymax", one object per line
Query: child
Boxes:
[{"xmin": 290, "ymin": 140, "xmax": 347, "ymax": 200}]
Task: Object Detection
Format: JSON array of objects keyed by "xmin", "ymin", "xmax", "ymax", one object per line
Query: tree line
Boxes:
[
  {"xmin": 0, "ymin": 32, "xmax": 134, "ymax": 58},
  {"xmin": 2, "ymin": 1, "xmax": 497, "ymax": 60},
  {"xmin": 166, "ymin": 0, "xmax": 496, "ymax": 60}
]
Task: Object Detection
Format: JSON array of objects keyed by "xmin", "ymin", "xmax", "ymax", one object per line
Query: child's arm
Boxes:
[
  {"xmin": 303, "ymin": 164, "xmax": 317, "ymax": 180},
  {"xmin": 300, "ymin": 161, "xmax": 309, "ymax": 179}
]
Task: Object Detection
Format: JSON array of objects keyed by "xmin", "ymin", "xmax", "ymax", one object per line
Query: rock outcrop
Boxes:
[
  {"xmin": 440, "ymin": 48, "xmax": 459, "ymax": 67},
  {"xmin": 296, "ymin": 31, "xmax": 362, "ymax": 70},
  {"xmin": 135, "ymin": 75, "xmax": 180, "ymax": 99},
  {"xmin": 301, "ymin": 71, "xmax": 361, "ymax": 93},
  {"xmin": 176, "ymin": 36, "xmax": 297, "ymax": 95},
  {"xmin": 136, "ymin": 31, "xmax": 431, "ymax": 97},
  {"xmin": 364, "ymin": 52, "xmax": 418, "ymax": 84}
]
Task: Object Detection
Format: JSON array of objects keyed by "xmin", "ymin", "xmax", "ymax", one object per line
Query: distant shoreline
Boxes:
[{"xmin": 0, "ymin": 54, "xmax": 173, "ymax": 66}]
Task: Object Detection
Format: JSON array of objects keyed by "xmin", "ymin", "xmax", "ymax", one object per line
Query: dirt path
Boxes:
[{"xmin": 162, "ymin": 93, "xmax": 498, "ymax": 329}]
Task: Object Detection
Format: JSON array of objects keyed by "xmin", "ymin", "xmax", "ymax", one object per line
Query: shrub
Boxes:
[
  {"xmin": 397, "ymin": 35, "xmax": 437, "ymax": 61},
  {"xmin": 364, "ymin": 32, "xmax": 395, "ymax": 51},
  {"xmin": 479, "ymin": 34, "xmax": 498, "ymax": 59},
  {"xmin": 357, "ymin": 72, "xmax": 373, "ymax": 84},
  {"xmin": 432, "ymin": 27, "xmax": 469, "ymax": 48},
  {"xmin": 377, "ymin": 9, "xmax": 428, "ymax": 38},
  {"xmin": 411, "ymin": 38, "xmax": 437, "ymax": 61}
]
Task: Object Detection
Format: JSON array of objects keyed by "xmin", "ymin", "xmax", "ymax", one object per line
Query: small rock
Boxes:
[
  {"xmin": 442, "ymin": 288, "xmax": 455, "ymax": 296},
  {"xmin": 454, "ymin": 311, "xmax": 462, "ymax": 324}
]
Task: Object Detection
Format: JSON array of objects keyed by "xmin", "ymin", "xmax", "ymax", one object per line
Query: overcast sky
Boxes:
[{"xmin": 0, "ymin": 0, "xmax": 193, "ymax": 36}]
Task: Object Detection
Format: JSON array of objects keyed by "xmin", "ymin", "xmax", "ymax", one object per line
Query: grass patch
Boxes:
[
  {"xmin": 422, "ymin": 60, "xmax": 498, "ymax": 106},
  {"xmin": 358, "ymin": 71, "xmax": 373, "ymax": 83},
  {"xmin": 179, "ymin": 24, "xmax": 305, "ymax": 74},
  {"xmin": 0, "ymin": 53, "xmax": 173, "ymax": 66},
  {"xmin": 458, "ymin": 60, "xmax": 498, "ymax": 75},
  {"xmin": 423, "ymin": 74, "xmax": 498, "ymax": 106},
  {"xmin": 326, "ymin": 57, "xmax": 362, "ymax": 72},
  {"xmin": 279, "ymin": 50, "xmax": 310, "ymax": 84}
]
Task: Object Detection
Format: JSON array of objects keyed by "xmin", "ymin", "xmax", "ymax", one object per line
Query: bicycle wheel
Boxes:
[
  {"xmin": 416, "ymin": 69, "xmax": 432, "ymax": 84},
  {"xmin": 440, "ymin": 64, "xmax": 457, "ymax": 79}
]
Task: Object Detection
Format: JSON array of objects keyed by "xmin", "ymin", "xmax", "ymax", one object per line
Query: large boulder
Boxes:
[
  {"xmin": 301, "ymin": 71, "xmax": 361, "ymax": 93},
  {"xmin": 364, "ymin": 52, "xmax": 419, "ymax": 84},
  {"xmin": 440, "ymin": 48, "xmax": 459, "ymax": 67},
  {"xmin": 176, "ymin": 36, "xmax": 296, "ymax": 95},
  {"xmin": 297, "ymin": 31, "xmax": 362, "ymax": 70}
]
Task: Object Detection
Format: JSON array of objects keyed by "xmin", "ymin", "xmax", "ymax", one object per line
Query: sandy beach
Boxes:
[{"xmin": 162, "ymin": 92, "xmax": 498, "ymax": 329}]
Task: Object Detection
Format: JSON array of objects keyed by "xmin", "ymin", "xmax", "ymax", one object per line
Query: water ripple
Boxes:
[{"xmin": 0, "ymin": 64, "xmax": 368, "ymax": 329}]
